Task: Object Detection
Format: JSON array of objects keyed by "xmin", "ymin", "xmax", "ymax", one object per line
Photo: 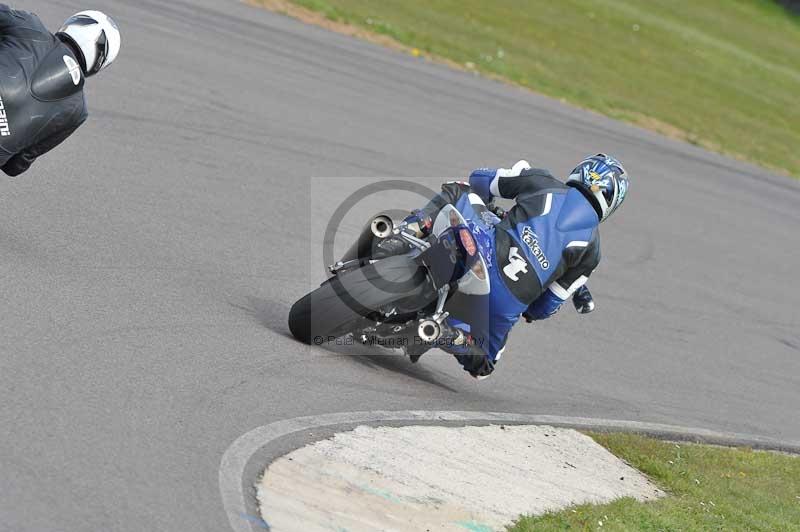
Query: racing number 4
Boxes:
[{"xmin": 503, "ymin": 247, "xmax": 528, "ymax": 282}]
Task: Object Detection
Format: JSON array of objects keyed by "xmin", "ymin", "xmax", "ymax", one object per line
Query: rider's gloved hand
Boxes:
[
  {"xmin": 523, "ymin": 288, "xmax": 565, "ymax": 323},
  {"xmin": 469, "ymin": 168, "xmax": 498, "ymax": 203},
  {"xmin": 572, "ymin": 285, "xmax": 595, "ymax": 314},
  {"xmin": 403, "ymin": 209, "xmax": 433, "ymax": 238}
]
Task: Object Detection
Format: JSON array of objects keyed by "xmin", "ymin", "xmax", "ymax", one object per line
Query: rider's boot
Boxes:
[
  {"xmin": 572, "ymin": 285, "xmax": 595, "ymax": 314},
  {"xmin": 405, "ymin": 320, "xmax": 468, "ymax": 363}
]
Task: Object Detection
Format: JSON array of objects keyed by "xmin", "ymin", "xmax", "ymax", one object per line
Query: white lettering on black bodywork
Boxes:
[{"xmin": 0, "ymin": 94, "xmax": 10, "ymax": 137}]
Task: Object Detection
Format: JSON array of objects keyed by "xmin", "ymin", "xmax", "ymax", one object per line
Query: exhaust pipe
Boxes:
[
  {"xmin": 417, "ymin": 319, "xmax": 441, "ymax": 343},
  {"xmin": 370, "ymin": 215, "xmax": 394, "ymax": 238},
  {"xmin": 337, "ymin": 213, "xmax": 395, "ymax": 265}
]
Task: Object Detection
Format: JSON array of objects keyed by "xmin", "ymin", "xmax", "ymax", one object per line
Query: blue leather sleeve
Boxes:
[
  {"xmin": 524, "ymin": 289, "xmax": 566, "ymax": 321},
  {"xmin": 469, "ymin": 168, "xmax": 497, "ymax": 201}
]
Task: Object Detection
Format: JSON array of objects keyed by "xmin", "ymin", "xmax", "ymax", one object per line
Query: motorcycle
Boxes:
[{"xmin": 288, "ymin": 193, "xmax": 503, "ymax": 353}]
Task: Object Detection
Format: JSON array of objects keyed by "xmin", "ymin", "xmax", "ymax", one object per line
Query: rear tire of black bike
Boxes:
[{"xmin": 288, "ymin": 255, "xmax": 432, "ymax": 344}]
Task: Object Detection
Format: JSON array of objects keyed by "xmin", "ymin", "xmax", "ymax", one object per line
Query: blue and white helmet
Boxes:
[{"xmin": 567, "ymin": 154, "xmax": 629, "ymax": 222}]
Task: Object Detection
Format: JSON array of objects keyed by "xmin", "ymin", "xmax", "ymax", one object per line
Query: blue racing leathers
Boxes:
[{"xmin": 417, "ymin": 162, "xmax": 601, "ymax": 377}]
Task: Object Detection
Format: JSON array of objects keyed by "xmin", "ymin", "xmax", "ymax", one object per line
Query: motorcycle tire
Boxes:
[{"xmin": 288, "ymin": 255, "xmax": 433, "ymax": 344}]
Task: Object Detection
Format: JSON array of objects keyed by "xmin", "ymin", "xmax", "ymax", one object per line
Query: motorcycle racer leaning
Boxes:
[
  {"xmin": 398, "ymin": 155, "xmax": 629, "ymax": 379},
  {"xmin": 0, "ymin": 6, "xmax": 120, "ymax": 176}
]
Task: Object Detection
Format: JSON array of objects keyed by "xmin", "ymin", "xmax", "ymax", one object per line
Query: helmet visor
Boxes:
[
  {"xmin": 63, "ymin": 14, "xmax": 97, "ymax": 27},
  {"xmin": 89, "ymin": 30, "xmax": 109, "ymax": 75}
]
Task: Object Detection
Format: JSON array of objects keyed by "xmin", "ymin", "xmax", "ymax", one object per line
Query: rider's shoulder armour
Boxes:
[
  {"xmin": 30, "ymin": 43, "xmax": 85, "ymax": 102},
  {"xmin": 555, "ymin": 187, "xmax": 600, "ymax": 233}
]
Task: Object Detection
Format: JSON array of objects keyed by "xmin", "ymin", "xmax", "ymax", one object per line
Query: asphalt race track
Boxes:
[{"xmin": 2, "ymin": 1, "xmax": 799, "ymax": 531}]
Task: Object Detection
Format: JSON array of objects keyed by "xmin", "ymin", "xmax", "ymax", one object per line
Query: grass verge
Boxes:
[
  {"xmin": 250, "ymin": 0, "xmax": 800, "ymax": 178},
  {"xmin": 511, "ymin": 432, "xmax": 800, "ymax": 531}
]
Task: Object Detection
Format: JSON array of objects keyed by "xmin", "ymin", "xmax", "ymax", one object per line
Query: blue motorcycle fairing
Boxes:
[{"xmin": 454, "ymin": 193, "xmax": 497, "ymax": 268}]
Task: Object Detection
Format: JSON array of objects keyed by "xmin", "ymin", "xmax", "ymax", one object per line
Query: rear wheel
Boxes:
[{"xmin": 288, "ymin": 255, "xmax": 434, "ymax": 344}]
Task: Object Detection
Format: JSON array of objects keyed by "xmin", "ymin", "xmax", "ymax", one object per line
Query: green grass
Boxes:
[
  {"xmin": 511, "ymin": 432, "xmax": 800, "ymax": 531},
  {"xmin": 268, "ymin": 0, "xmax": 800, "ymax": 177}
]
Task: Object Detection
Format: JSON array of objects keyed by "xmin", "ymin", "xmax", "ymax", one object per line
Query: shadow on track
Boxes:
[
  {"xmin": 235, "ymin": 296, "xmax": 461, "ymax": 392},
  {"xmin": 345, "ymin": 351, "xmax": 462, "ymax": 393},
  {"xmin": 231, "ymin": 296, "xmax": 294, "ymax": 339},
  {"xmin": 304, "ymin": 338, "xmax": 462, "ymax": 394}
]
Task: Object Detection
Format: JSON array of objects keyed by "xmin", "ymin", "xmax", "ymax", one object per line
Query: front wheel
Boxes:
[{"xmin": 288, "ymin": 255, "xmax": 434, "ymax": 344}]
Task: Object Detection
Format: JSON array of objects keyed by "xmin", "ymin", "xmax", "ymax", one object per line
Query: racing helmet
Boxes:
[
  {"xmin": 57, "ymin": 11, "xmax": 121, "ymax": 77},
  {"xmin": 567, "ymin": 153, "xmax": 629, "ymax": 222}
]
